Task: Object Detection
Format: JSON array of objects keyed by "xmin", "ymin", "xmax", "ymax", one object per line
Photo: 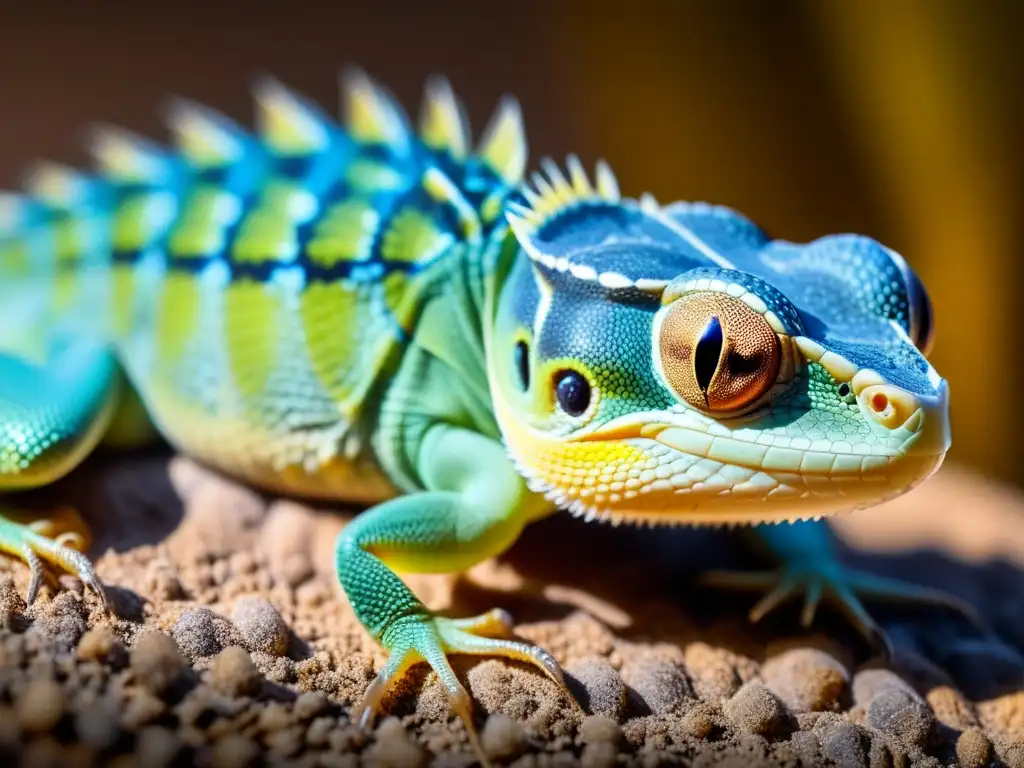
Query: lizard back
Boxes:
[{"xmin": 0, "ymin": 73, "xmax": 524, "ymax": 502}]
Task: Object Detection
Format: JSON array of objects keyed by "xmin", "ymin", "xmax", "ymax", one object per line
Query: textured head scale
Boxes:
[{"xmin": 489, "ymin": 158, "xmax": 949, "ymax": 526}]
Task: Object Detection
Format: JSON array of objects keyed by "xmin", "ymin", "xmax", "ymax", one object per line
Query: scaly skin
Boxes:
[{"xmin": 0, "ymin": 70, "xmax": 971, "ymax": 760}]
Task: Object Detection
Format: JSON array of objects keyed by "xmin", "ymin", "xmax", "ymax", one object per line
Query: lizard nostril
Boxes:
[{"xmin": 858, "ymin": 384, "xmax": 920, "ymax": 431}]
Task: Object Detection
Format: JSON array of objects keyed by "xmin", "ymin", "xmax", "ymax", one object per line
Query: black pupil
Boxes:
[
  {"xmin": 514, "ymin": 340, "xmax": 530, "ymax": 390},
  {"xmin": 694, "ymin": 315, "xmax": 723, "ymax": 394},
  {"xmin": 838, "ymin": 383, "xmax": 851, "ymax": 397},
  {"xmin": 555, "ymin": 371, "xmax": 590, "ymax": 416}
]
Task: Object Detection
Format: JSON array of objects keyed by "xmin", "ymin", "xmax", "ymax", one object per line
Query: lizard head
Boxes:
[{"xmin": 487, "ymin": 158, "xmax": 949, "ymax": 525}]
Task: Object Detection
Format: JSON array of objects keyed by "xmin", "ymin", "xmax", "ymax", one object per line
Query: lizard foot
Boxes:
[
  {"xmin": 700, "ymin": 563, "xmax": 983, "ymax": 657},
  {"xmin": 0, "ymin": 506, "xmax": 106, "ymax": 609},
  {"xmin": 355, "ymin": 608, "xmax": 566, "ymax": 767}
]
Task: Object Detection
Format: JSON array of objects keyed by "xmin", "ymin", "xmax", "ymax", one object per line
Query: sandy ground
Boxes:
[{"xmin": 0, "ymin": 449, "xmax": 1022, "ymax": 767}]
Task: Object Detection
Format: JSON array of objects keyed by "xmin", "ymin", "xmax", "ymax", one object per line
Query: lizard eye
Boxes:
[
  {"xmin": 554, "ymin": 370, "xmax": 591, "ymax": 416},
  {"xmin": 657, "ymin": 291, "xmax": 781, "ymax": 412}
]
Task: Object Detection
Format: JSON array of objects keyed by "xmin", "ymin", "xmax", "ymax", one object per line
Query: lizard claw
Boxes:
[
  {"xmin": 700, "ymin": 563, "xmax": 979, "ymax": 658},
  {"xmin": 0, "ymin": 508, "xmax": 107, "ymax": 610}
]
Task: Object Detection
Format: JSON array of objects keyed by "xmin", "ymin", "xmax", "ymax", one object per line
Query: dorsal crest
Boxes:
[{"xmin": 505, "ymin": 158, "xmax": 735, "ymax": 296}]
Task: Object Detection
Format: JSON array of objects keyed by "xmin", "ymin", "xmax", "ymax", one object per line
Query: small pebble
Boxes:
[
  {"xmin": 482, "ymin": 712, "xmax": 528, "ymax": 760},
  {"xmin": 865, "ymin": 689, "xmax": 933, "ymax": 748},
  {"xmin": 74, "ymin": 701, "xmax": 121, "ymax": 750},
  {"xmin": 955, "ymin": 727, "xmax": 992, "ymax": 768},
  {"xmin": 851, "ymin": 668, "xmax": 918, "ymax": 706},
  {"xmin": 208, "ymin": 646, "xmax": 262, "ymax": 697},
  {"xmin": 580, "ymin": 741, "xmax": 618, "ymax": 768},
  {"xmin": 232, "ymin": 596, "xmax": 290, "ymax": 656},
  {"xmin": 135, "ymin": 725, "xmax": 182, "ymax": 768},
  {"xmin": 722, "ymin": 681, "xmax": 789, "ymax": 739},
  {"xmin": 762, "ymin": 648, "xmax": 848, "ymax": 713},
  {"xmin": 121, "ymin": 690, "xmax": 168, "ymax": 729},
  {"xmin": 172, "ymin": 607, "xmax": 242, "ymax": 660},
  {"xmin": 294, "ymin": 690, "xmax": 329, "ymax": 720},
  {"xmin": 684, "ymin": 642, "xmax": 740, "ymax": 701},
  {"xmin": 76, "ymin": 625, "xmax": 123, "ymax": 667},
  {"xmin": 567, "ymin": 658, "xmax": 626, "ymax": 720},
  {"xmin": 16, "ymin": 678, "xmax": 64, "ymax": 733},
  {"xmin": 579, "ymin": 715, "xmax": 623, "ymax": 747},
  {"xmin": 305, "ymin": 716, "xmax": 334, "ymax": 749},
  {"xmin": 678, "ymin": 702, "xmax": 717, "ymax": 740},
  {"xmin": 131, "ymin": 631, "xmax": 186, "ymax": 697},
  {"xmin": 0, "ymin": 577, "xmax": 26, "ymax": 629},
  {"xmin": 621, "ymin": 658, "xmax": 693, "ymax": 715},
  {"xmin": 812, "ymin": 714, "xmax": 866, "ymax": 768},
  {"xmin": 210, "ymin": 733, "xmax": 260, "ymax": 768},
  {"xmin": 364, "ymin": 716, "xmax": 426, "ymax": 768}
]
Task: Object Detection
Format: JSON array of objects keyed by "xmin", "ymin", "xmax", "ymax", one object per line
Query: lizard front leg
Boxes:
[
  {"xmin": 0, "ymin": 340, "xmax": 118, "ymax": 607},
  {"xmin": 702, "ymin": 520, "xmax": 981, "ymax": 654},
  {"xmin": 335, "ymin": 423, "xmax": 565, "ymax": 759}
]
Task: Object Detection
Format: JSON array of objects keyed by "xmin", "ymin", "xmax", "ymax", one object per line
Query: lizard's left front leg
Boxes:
[
  {"xmin": 335, "ymin": 424, "xmax": 564, "ymax": 755},
  {"xmin": 702, "ymin": 520, "xmax": 982, "ymax": 654}
]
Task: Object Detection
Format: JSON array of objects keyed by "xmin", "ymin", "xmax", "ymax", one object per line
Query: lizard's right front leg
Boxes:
[{"xmin": 334, "ymin": 424, "xmax": 565, "ymax": 758}]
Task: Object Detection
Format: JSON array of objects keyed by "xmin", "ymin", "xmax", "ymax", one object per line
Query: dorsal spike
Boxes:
[
  {"xmin": 86, "ymin": 124, "xmax": 174, "ymax": 184},
  {"xmin": 23, "ymin": 161, "xmax": 102, "ymax": 211},
  {"xmin": 565, "ymin": 154, "xmax": 593, "ymax": 196},
  {"xmin": 165, "ymin": 98, "xmax": 248, "ymax": 168},
  {"xmin": 419, "ymin": 76, "xmax": 470, "ymax": 160},
  {"xmin": 540, "ymin": 157, "xmax": 574, "ymax": 202},
  {"xmin": 340, "ymin": 67, "xmax": 412, "ymax": 151},
  {"xmin": 252, "ymin": 75, "xmax": 333, "ymax": 155},
  {"xmin": 595, "ymin": 159, "xmax": 620, "ymax": 201},
  {"xmin": 476, "ymin": 95, "xmax": 526, "ymax": 186}
]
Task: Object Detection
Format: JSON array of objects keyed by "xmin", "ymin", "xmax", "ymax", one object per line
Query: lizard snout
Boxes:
[{"xmin": 854, "ymin": 374, "xmax": 950, "ymax": 457}]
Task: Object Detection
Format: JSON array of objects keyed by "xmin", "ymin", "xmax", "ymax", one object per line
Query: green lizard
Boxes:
[{"xmin": 0, "ymin": 71, "xmax": 966, "ymax": 751}]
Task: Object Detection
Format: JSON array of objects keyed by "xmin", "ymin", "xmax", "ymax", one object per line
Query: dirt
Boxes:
[{"xmin": 0, "ymin": 449, "xmax": 1022, "ymax": 767}]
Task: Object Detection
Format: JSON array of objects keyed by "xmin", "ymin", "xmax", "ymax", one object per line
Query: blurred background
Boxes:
[{"xmin": 0, "ymin": 1, "xmax": 1020, "ymax": 487}]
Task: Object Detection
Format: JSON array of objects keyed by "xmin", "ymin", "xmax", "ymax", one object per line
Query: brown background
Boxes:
[{"xmin": 0, "ymin": 1, "xmax": 1020, "ymax": 487}]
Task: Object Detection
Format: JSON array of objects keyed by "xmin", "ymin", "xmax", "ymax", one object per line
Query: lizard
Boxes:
[{"xmin": 0, "ymin": 69, "xmax": 968, "ymax": 754}]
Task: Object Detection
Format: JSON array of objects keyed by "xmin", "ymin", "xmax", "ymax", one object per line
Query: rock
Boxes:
[
  {"xmin": 172, "ymin": 607, "xmax": 242, "ymax": 660},
  {"xmin": 208, "ymin": 646, "xmax": 262, "ymax": 697},
  {"xmin": 364, "ymin": 717, "xmax": 425, "ymax": 768},
  {"xmin": 0, "ymin": 578, "xmax": 26, "ymax": 630},
  {"xmin": 29, "ymin": 591, "xmax": 88, "ymax": 651},
  {"xmin": 723, "ymin": 682, "xmax": 790, "ymax": 739},
  {"xmin": 16, "ymin": 678, "xmax": 64, "ymax": 733},
  {"xmin": 210, "ymin": 733, "xmax": 260, "ymax": 768},
  {"xmin": 865, "ymin": 689, "xmax": 933, "ymax": 749},
  {"xmin": 677, "ymin": 702, "xmax": 717, "ymax": 740},
  {"xmin": 851, "ymin": 668, "xmax": 918, "ymax": 706},
  {"xmin": 581, "ymin": 741, "xmax": 618, "ymax": 768},
  {"xmin": 77, "ymin": 625, "xmax": 125, "ymax": 667},
  {"xmin": 135, "ymin": 725, "xmax": 182, "ymax": 768},
  {"xmin": 567, "ymin": 658, "xmax": 627, "ymax": 720},
  {"xmin": 812, "ymin": 713, "xmax": 866, "ymax": 768},
  {"xmin": 579, "ymin": 715, "xmax": 623, "ymax": 747},
  {"xmin": 74, "ymin": 703, "xmax": 121, "ymax": 750},
  {"xmin": 131, "ymin": 631, "xmax": 187, "ymax": 697},
  {"xmin": 684, "ymin": 642, "xmax": 740, "ymax": 701},
  {"xmin": 294, "ymin": 691, "xmax": 329, "ymax": 720},
  {"xmin": 955, "ymin": 727, "xmax": 992, "ymax": 768},
  {"xmin": 621, "ymin": 657, "xmax": 693, "ymax": 715},
  {"xmin": 762, "ymin": 648, "xmax": 848, "ymax": 713},
  {"xmin": 481, "ymin": 712, "xmax": 528, "ymax": 760},
  {"xmin": 232, "ymin": 596, "xmax": 290, "ymax": 656}
]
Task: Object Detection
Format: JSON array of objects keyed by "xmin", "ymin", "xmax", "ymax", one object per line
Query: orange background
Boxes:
[{"xmin": 0, "ymin": 1, "xmax": 1020, "ymax": 486}]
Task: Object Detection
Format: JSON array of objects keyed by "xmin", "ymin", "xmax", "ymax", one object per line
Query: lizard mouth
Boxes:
[{"xmin": 499, "ymin": 378, "xmax": 949, "ymax": 527}]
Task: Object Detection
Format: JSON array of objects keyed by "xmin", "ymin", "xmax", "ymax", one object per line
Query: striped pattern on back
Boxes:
[{"xmin": 0, "ymin": 71, "xmax": 527, "ymax": 500}]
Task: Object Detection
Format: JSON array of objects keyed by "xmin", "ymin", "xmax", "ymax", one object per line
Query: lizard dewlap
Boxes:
[{"xmin": 0, "ymin": 69, "xmax": 965, "ymax": 762}]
